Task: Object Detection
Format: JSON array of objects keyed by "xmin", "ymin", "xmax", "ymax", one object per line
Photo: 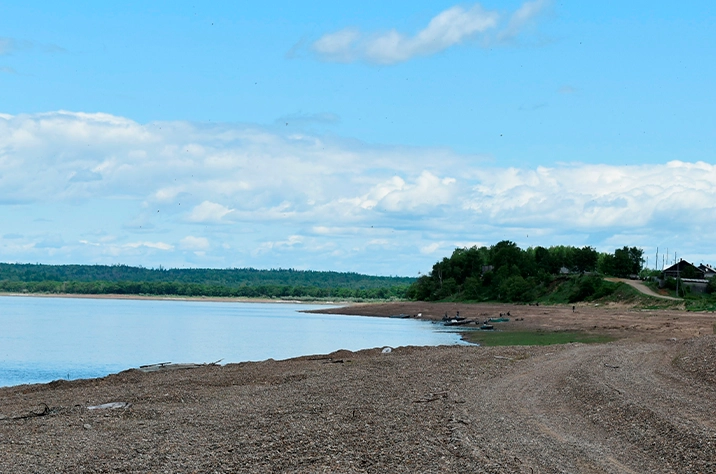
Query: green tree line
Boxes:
[
  {"xmin": 0, "ymin": 279, "xmax": 409, "ymax": 299},
  {"xmin": 0, "ymin": 264, "xmax": 414, "ymax": 299},
  {"xmin": 407, "ymin": 241, "xmax": 644, "ymax": 303}
]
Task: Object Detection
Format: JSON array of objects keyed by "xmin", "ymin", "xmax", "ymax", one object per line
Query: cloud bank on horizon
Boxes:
[
  {"xmin": 1, "ymin": 1, "xmax": 714, "ymax": 275},
  {"xmin": 311, "ymin": 0, "xmax": 549, "ymax": 64},
  {"xmin": 1, "ymin": 111, "xmax": 714, "ymax": 276}
]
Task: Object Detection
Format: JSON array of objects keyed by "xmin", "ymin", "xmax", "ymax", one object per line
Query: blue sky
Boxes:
[{"xmin": 1, "ymin": 1, "xmax": 714, "ymax": 275}]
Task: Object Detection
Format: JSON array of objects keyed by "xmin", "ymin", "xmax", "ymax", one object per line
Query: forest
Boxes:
[
  {"xmin": 0, "ymin": 264, "xmax": 413, "ymax": 300},
  {"xmin": 3, "ymin": 243, "xmax": 703, "ymax": 304},
  {"xmin": 406, "ymin": 241, "xmax": 646, "ymax": 303}
]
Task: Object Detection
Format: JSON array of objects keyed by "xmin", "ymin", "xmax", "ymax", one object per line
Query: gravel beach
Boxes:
[{"xmin": 1, "ymin": 302, "xmax": 715, "ymax": 473}]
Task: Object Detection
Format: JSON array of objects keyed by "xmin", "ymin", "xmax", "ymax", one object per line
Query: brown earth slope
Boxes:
[{"xmin": 1, "ymin": 303, "xmax": 715, "ymax": 473}]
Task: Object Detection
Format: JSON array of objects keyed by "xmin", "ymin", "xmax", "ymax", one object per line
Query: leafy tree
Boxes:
[
  {"xmin": 533, "ymin": 246, "xmax": 552, "ymax": 273},
  {"xmin": 498, "ymin": 275, "xmax": 534, "ymax": 302},
  {"xmin": 573, "ymin": 246, "xmax": 599, "ymax": 273},
  {"xmin": 598, "ymin": 246, "xmax": 643, "ymax": 277},
  {"xmin": 490, "ymin": 240, "xmax": 524, "ymax": 271}
]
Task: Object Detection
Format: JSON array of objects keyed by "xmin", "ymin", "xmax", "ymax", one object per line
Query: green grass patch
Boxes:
[
  {"xmin": 463, "ymin": 330, "xmax": 615, "ymax": 346},
  {"xmin": 684, "ymin": 299, "xmax": 716, "ymax": 312}
]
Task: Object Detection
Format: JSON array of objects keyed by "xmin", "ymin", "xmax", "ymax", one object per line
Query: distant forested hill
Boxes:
[{"xmin": 0, "ymin": 263, "xmax": 414, "ymax": 299}]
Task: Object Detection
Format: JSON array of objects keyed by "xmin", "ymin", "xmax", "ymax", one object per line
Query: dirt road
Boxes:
[
  {"xmin": 453, "ymin": 339, "xmax": 715, "ymax": 472},
  {"xmin": 605, "ymin": 277, "xmax": 682, "ymax": 301}
]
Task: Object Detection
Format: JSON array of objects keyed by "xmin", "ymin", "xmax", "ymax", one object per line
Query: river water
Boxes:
[{"xmin": 0, "ymin": 295, "xmax": 464, "ymax": 387}]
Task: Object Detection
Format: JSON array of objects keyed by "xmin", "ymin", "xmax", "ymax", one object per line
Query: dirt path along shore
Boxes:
[{"xmin": 605, "ymin": 277, "xmax": 682, "ymax": 301}]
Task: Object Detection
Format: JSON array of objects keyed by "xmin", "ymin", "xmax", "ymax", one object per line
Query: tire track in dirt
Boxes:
[{"xmin": 450, "ymin": 341, "xmax": 716, "ymax": 473}]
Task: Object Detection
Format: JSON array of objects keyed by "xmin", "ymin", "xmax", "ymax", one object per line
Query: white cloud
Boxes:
[
  {"xmin": 313, "ymin": 29, "xmax": 362, "ymax": 61},
  {"xmin": 420, "ymin": 242, "xmax": 443, "ymax": 255},
  {"xmin": 465, "ymin": 161, "xmax": 716, "ymax": 230},
  {"xmin": 180, "ymin": 236, "xmax": 210, "ymax": 251},
  {"xmin": 499, "ymin": 0, "xmax": 551, "ymax": 41},
  {"xmin": 310, "ymin": 1, "xmax": 549, "ymax": 64},
  {"xmin": 1, "ymin": 110, "xmax": 716, "ymax": 275},
  {"xmin": 253, "ymin": 235, "xmax": 304, "ymax": 255},
  {"xmin": 124, "ymin": 241, "xmax": 174, "ymax": 251},
  {"xmin": 187, "ymin": 201, "xmax": 235, "ymax": 223},
  {"xmin": 359, "ymin": 171, "xmax": 458, "ymax": 213}
]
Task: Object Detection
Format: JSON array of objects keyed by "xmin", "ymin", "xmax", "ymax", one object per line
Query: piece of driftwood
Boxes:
[
  {"xmin": 87, "ymin": 402, "xmax": 132, "ymax": 410},
  {"xmin": 137, "ymin": 359, "xmax": 222, "ymax": 373}
]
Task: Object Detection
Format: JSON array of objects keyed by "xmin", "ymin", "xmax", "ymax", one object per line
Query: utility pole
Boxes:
[{"xmin": 676, "ymin": 252, "xmax": 680, "ymax": 298}]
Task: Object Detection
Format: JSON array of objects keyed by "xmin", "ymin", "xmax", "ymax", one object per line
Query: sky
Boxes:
[{"xmin": 0, "ymin": 1, "xmax": 714, "ymax": 276}]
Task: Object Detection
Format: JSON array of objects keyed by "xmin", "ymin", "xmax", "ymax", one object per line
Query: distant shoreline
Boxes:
[{"xmin": 0, "ymin": 292, "xmax": 347, "ymax": 306}]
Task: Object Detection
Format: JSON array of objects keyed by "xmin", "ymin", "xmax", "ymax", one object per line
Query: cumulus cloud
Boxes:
[
  {"xmin": 1, "ymin": 110, "xmax": 715, "ymax": 274},
  {"xmin": 465, "ymin": 162, "xmax": 716, "ymax": 230},
  {"xmin": 358, "ymin": 171, "xmax": 458, "ymax": 213},
  {"xmin": 310, "ymin": 1, "xmax": 549, "ymax": 64}
]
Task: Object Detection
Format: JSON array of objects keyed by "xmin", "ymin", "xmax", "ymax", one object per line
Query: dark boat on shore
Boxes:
[{"xmin": 488, "ymin": 317, "xmax": 509, "ymax": 323}]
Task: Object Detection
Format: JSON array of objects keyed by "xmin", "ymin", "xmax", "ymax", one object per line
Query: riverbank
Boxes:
[
  {"xmin": 0, "ymin": 292, "xmax": 344, "ymax": 305},
  {"xmin": 2, "ymin": 302, "xmax": 715, "ymax": 472},
  {"xmin": 2, "ymin": 334, "xmax": 714, "ymax": 472},
  {"xmin": 308, "ymin": 300, "xmax": 716, "ymax": 342}
]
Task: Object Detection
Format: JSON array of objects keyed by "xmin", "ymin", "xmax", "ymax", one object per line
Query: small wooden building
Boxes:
[{"xmin": 662, "ymin": 260, "xmax": 705, "ymax": 279}]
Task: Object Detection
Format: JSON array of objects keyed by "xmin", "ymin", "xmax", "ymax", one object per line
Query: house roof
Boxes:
[
  {"xmin": 663, "ymin": 259, "xmax": 703, "ymax": 274},
  {"xmin": 698, "ymin": 263, "xmax": 716, "ymax": 273}
]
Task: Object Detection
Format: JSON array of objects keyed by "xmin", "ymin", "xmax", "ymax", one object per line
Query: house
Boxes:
[
  {"xmin": 698, "ymin": 263, "xmax": 716, "ymax": 279},
  {"xmin": 662, "ymin": 260, "xmax": 705, "ymax": 279},
  {"xmin": 661, "ymin": 260, "xmax": 711, "ymax": 294}
]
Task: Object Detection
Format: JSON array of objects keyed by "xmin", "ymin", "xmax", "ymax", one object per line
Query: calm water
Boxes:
[{"xmin": 0, "ymin": 296, "xmax": 464, "ymax": 387}]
